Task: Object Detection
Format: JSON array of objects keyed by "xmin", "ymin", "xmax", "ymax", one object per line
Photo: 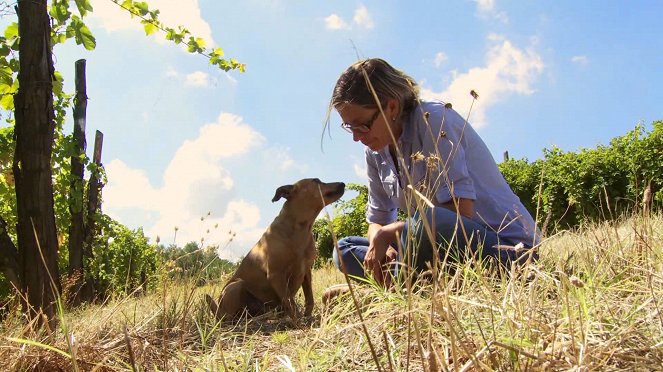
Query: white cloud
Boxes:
[
  {"xmin": 325, "ymin": 5, "xmax": 374, "ymax": 31},
  {"xmin": 434, "ymin": 52, "xmax": 448, "ymax": 68},
  {"xmin": 104, "ymin": 112, "xmax": 266, "ymax": 257},
  {"xmin": 104, "ymin": 160, "xmax": 161, "ymax": 211},
  {"xmin": 166, "ymin": 67, "xmax": 233, "ymax": 88},
  {"xmin": 353, "ymin": 162, "xmax": 367, "ymax": 180},
  {"xmin": 475, "ymin": 0, "xmax": 509, "ymax": 23},
  {"xmin": 324, "ymin": 14, "xmax": 351, "ymax": 30},
  {"xmin": 214, "ymin": 201, "xmax": 265, "ymax": 261},
  {"xmin": 165, "ymin": 67, "xmax": 179, "ymax": 78},
  {"xmin": 88, "ymin": 0, "xmax": 215, "ymax": 45},
  {"xmin": 420, "ymin": 35, "xmax": 544, "ymax": 128},
  {"xmin": 185, "ymin": 71, "xmax": 210, "ymax": 87},
  {"xmin": 262, "ymin": 147, "xmax": 308, "ymax": 173},
  {"xmin": 571, "ymin": 55, "xmax": 589, "ymax": 65},
  {"xmin": 353, "ymin": 5, "xmax": 374, "ymax": 29},
  {"xmin": 476, "ymin": 0, "xmax": 495, "ymax": 12}
]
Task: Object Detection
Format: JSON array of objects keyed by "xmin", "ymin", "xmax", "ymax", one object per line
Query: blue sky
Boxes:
[{"xmin": 5, "ymin": 1, "xmax": 662, "ymax": 260}]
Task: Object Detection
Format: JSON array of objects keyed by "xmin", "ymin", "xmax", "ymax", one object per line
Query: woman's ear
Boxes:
[{"xmin": 386, "ymin": 98, "xmax": 400, "ymax": 120}]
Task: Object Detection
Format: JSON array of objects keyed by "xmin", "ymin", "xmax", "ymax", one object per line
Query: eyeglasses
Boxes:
[{"xmin": 340, "ymin": 109, "xmax": 381, "ymax": 134}]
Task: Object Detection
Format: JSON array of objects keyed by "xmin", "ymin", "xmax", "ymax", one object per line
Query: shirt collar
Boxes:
[{"xmin": 398, "ymin": 109, "xmax": 418, "ymax": 146}]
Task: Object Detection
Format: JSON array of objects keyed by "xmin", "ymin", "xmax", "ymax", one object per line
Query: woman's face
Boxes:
[{"xmin": 336, "ymin": 100, "xmax": 400, "ymax": 151}]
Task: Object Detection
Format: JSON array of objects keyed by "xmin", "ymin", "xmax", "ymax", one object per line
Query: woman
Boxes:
[{"xmin": 329, "ymin": 58, "xmax": 539, "ymax": 286}]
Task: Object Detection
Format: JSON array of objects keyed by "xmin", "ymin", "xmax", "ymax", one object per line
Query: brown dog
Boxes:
[{"xmin": 206, "ymin": 178, "xmax": 345, "ymax": 322}]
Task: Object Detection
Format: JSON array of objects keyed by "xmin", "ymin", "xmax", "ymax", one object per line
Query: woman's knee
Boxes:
[{"xmin": 332, "ymin": 236, "xmax": 368, "ymax": 277}]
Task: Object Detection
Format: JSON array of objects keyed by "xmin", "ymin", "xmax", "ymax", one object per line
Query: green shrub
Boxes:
[{"xmin": 499, "ymin": 121, "xmax": 662, "ymax": 230}]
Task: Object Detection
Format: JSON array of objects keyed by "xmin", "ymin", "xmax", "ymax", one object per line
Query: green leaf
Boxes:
[
  {"xmin": 210, "ymin": 47, "xmax": 224, "ymax": 59},
  {"xmin": 0, "ymin": 64, "xmax": 12, "ymax": 86},
  {"xmin": 0, "ymin": 79, "xmax": 17, "ymax": 110},
  {"xmin": 165, "ymin": 28, "xmax": 184, "ymax": 44},
  {"xmin": 186, "ymin": 36, "xmax": 205, "ymax": 53},
  {"xmin": 4, "ymin": 23, "xmax": 18, "ymax": 41},
  {"xmin": 74, "ymin": 0, "xmax": 94, "ymax": 17},
  {"xmin": 142, "ymin": 20, "xmax": 158, "ymax": 36},
  {"xmin": 0, "ymin": 93, "xmax": 13, "ymax": 111},
  {"xmin": 49, "ymin": 0, "xmax": 71, "ymax": 23},
  {"xmin": 0, "ymin": 44, "xmax": 9, "ymax": 58},
  {"xmin": 194, "ymin": 37, "xmax": 205, "ymax": 49},
  {"xmin": 71, "ymin": 17, "xmax": 97, "ymax": 50},
  {"xmin": 52, "ymin": 32, "xmax": 68, "ymax": 46},
  {"xmin": 52, "ymin": 71, "xmax": 64, "ymax": 97},
  {"xmin": 134, "ymin": 1, "xmax": 150, "ymax": 16},
  {"xmin": 120, "ymin": 0, "xmax": 132, "ymax": 8}
]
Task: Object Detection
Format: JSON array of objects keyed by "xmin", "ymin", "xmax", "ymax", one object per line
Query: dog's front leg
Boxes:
[
  {"xmin": 268, "ymin": 273, "xmax": 299, "ymax": 321},
  {"xmin": 302, "ymin": 269, "xmax": 314, "ymax": 316}
]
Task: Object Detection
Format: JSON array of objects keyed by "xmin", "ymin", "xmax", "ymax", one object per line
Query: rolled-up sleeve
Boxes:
[{"xmin": 365, "ymin": 150, "xmax": 398, "ymax": 225}]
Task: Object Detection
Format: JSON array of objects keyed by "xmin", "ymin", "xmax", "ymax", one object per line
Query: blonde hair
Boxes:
[{"xmin": 329, "ymin": 58, "xmax": 419, "ymax": 121}]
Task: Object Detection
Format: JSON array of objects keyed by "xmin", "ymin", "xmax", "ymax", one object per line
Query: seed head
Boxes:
[
  {"xmin": 411, "ymin": 151, "xmax": 425, "ymax": 163},
  {"xmin": 470, "ymin": 90, "xmax": 479, "ymax": 100},
  {"xmin": 569, "ymin": 275, "xmax": 584, "ymax": 288},
  {"xmin": 444, "ymin": 102, "xmax": 452, "ymax": 109},
  {"xmin": 426, "ymin": 154, "xmax": 441, "ymax": 169}
]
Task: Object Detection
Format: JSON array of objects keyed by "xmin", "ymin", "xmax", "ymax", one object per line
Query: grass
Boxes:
[{"xmin": 1, "ymin": 213, "xmax": 662, "ymax": 371}]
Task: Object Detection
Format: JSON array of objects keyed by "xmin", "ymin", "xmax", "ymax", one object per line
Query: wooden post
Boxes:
[
  {"xmin": 84, "ymin": 131, "xmax": 104, "ymax": 269},
  {"xmin": 68, "ymin": 59, "xmax": 88, "ymax": 305}
]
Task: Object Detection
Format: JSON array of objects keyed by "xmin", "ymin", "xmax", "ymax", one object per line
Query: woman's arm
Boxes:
[
  {"xmin": 441, "ymin": 197, "xmax": 475, "ymax": 218},
  {"xmin": 364, "ymin": 221, "xmax": 405, "ymax": 286},
  {"xmin": 367, "ymin": 223, "xmax": 383, "ymax": 242}
]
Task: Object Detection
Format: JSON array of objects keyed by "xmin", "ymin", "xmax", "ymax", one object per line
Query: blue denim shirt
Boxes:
[{"xmin": 365, "ymin": 100, "xmax": 539, "ymax": 247}]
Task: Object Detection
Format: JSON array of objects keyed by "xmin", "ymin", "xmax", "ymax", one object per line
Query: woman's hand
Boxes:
[{"xmin": 364, "ymin": 221, "xmax": 405, "ymax": 286}]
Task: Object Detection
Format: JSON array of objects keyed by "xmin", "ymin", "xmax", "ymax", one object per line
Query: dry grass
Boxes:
[{"xmin": 1, "ymin": 214, "xmax": 662, "ymax": 371}]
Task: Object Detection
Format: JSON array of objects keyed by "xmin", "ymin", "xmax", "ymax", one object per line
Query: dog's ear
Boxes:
[{"xmin": 272, "ymin": 184, "xmax": 294, "ymax": 202}]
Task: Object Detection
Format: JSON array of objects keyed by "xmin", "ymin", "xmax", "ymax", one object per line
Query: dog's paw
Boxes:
[{"xmin": 304, "ymin": 301, "xmax": 314, "ymax": 317}]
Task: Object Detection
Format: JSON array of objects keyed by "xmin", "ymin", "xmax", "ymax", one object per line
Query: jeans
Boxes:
[{"xmin": 332, "ymin": 207, "xmax": 534, "ymax": 279}]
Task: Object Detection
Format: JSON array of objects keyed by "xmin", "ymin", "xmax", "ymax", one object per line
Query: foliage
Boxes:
[
  {"xmin": 158, "ymin": 241, "xmax": 236, "ymax": 285},
  {"xmin": 86, "ymin": 214, "xmax": 159, "ymax": 297},
  {"xmin": 499, "ymin": 121, "xmax": 663, "ymax": 230},
  {"xmin": 313, "ymin": 183, "xmax": 369, "ymax": 264},
  {"xmin": 0, "ymin": 126, "xmax": 15, "ymax": 233},
  {"xmin": 112, "ymin": 0, "xmax": 245, "ymax": 72},
  {"xmin": 0, "ymin": 0, "xmax": 246, "ymax": 303}
]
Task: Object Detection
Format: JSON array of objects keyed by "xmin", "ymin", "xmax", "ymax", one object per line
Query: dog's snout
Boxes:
[{"xmin": 332, "ymin": 182, "xmax": 345, "ymax": 195}]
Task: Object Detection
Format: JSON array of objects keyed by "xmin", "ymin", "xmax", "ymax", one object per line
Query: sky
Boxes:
[{"xmin": 4, "ymin": 1, "xmax": 662, "ymax": 261}]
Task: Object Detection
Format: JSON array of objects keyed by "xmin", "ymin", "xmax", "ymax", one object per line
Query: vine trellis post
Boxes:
[{"xmin": 68, "ymin": 59, "xmax": 105, "ymax": 305}]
